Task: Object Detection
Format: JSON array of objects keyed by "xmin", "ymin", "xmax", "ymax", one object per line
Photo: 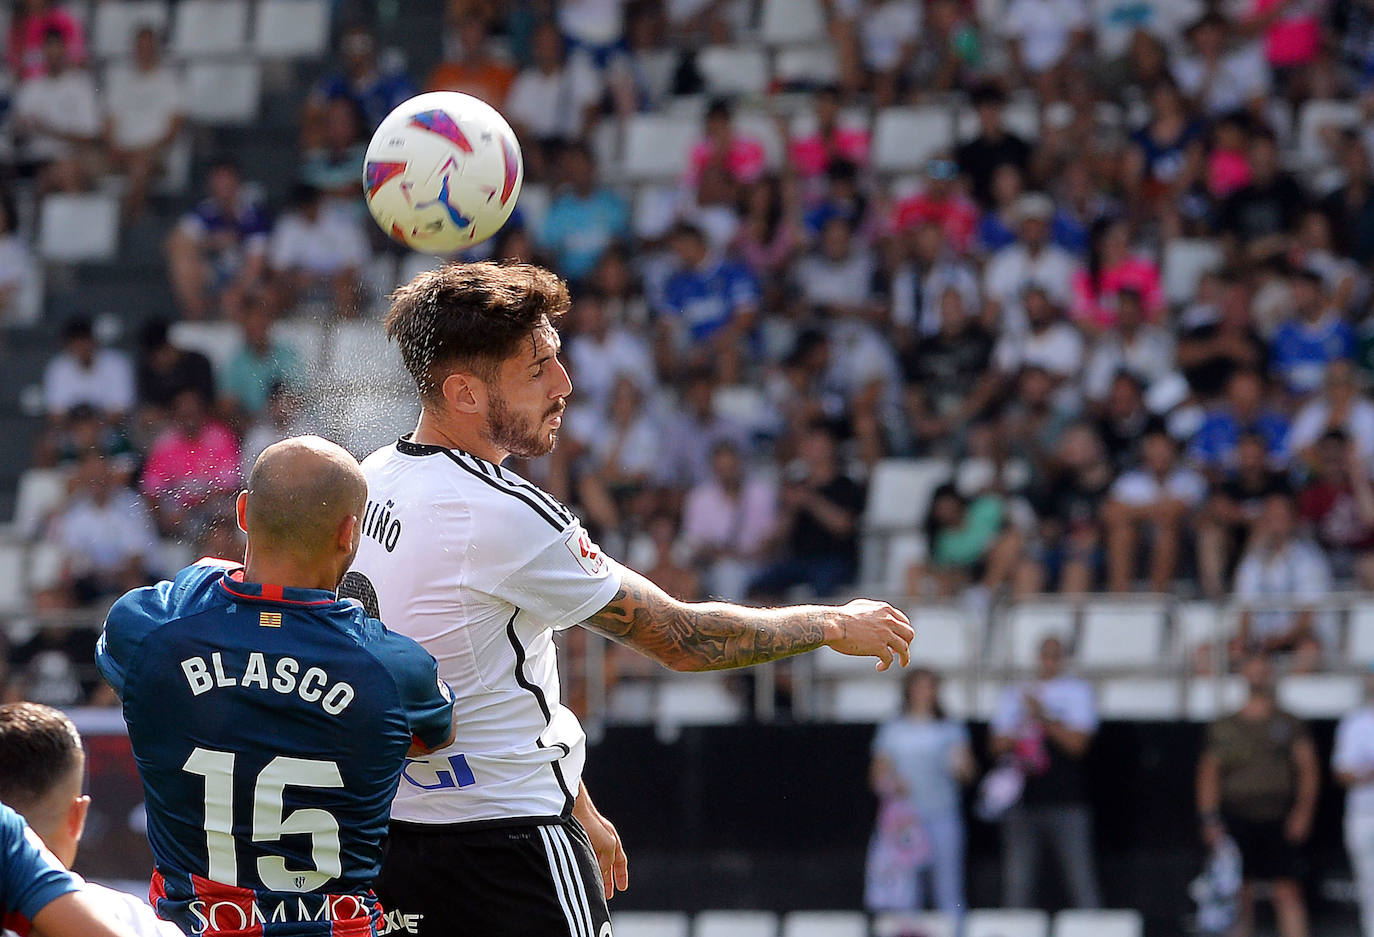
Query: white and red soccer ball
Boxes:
[{"xmin": 363, "ymin": 91, "xmax": 524, "ymax": 255}]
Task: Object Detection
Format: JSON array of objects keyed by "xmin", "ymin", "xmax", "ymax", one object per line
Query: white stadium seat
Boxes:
[
  {"xmin": 1004, "ymin": 601, "xmax": 1076, "ymax": 670},
  {"xmin": 1278, "ymin": 674, "xmax": 1364, "ymax": 719},
  {"xmin": 1077, "ymin": 600, "xmax": 1167, "ymax": 669},
  {"xmin": 697, "ymin": 45, "xmax": 770, "ymax": 96},
  {"xmin": 967, "ymin": 909, "xmax": 1050, "ymax": 937},
  {"xmin": 1052, "ymin": 909, "xmax": 1143, "ymax": 937},
  {"xmin": 694, "ymin": 910, "xmax": 778, "ymax": 937},
  {"xmin": 759, "ymin": 0, "xmax": 826, "ymax": 45},
  {"xmin": 939, "ymin": 678, "xmax": 1002, "ymax": 721},
  {"xmin": 613, "ymin": 912, "xmax": 690, "ymax": 937},
  {"xmin": 910, "ymin": 605, "xmax": 977, "ymax": 671},
  {"xmin": 831, "ymin": 676, "xmax": 903, "ymax": 723},
  {"xmin": 1349, "ymin": 601, "xmax": 1374, "ymax": 664},
  {"xmin": 39, "ymin": 193, "xmax": 119, "ymax": 262},
  {"xmin": 781, "ymin": 911, "xmax": 868, "ymax": 937},
  {"xmin": 655, "ymin": 677, "xmax": 745, "ymax": 728},
  {"xmin": 1186, "ymin": 676, "xmax": 1246, "ymax": 721},
  {"xmin": 1098, "ymin": 678, "xmax": 1181, "ymax": 721},
  {"xmin": 328, "ymin": 320, "xmax": 408, "ymax": 388},
  {"xmin": 1174, "ymin": 601, "xmax": 1224, "ymax": 660},
  {"xmin": 0, "ymin": 543, "xmax": 27, "ymax": 613},
  {"xmin": 623, "ymin": 114, "xmax": 702, "ymax": 181},
  {"xmin": 1162, "ymin": 238, "xmax": 1224, "ymax": 307},
  {"xmin": 863, "ymin": 459, "xmax": 952, "ymax": 533},
  {"xmin": 1296, "ymin": 99, "xmax": 1362, "ymax": 168},
  {"xmin": 93, "ymin": 0, "xmax": 169, "ymax": 59},
  {"xmin": 252, "ymin": 0, "xmax": 330, "ymax": 57},
  {"xmin": 872, "ymin": 106, "xmax": 956, "ymax": 173},
  {"xmin": 168, "ymin": 321, "xmax": 240, "ymax": 377},
  {"xmin": 185, "ymin": 61, "xmax": 260, "ymax": 125},
  {"xmin": 775, "ymin": 46, "xmax": 840, "ymax": 86},
  {"xmin": 813, "ymin": 645, "xmax": 884, "ymax": 676},
  {"xmin": 13, "ymin": 468, "xmax": 70, "ymax": 541},
  {"xmin": 269, "ymin": 319, "xmax": 324, "ymax": 388},
  {"xmin": 170, "ymin": 0, "xmax": 248, "ymax": 56},
  {"xmin": 955, "ymin": 100, "xmax": 1040, "ymax": 142},
  {"xmin": 874, "ymin": 912, "xmax": 955, "ymax": 937}
]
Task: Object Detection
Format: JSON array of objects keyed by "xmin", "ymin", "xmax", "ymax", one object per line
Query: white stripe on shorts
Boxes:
[
  {"xmin": 539, "ymin": 825, "xmax": 589, "ymax": 937},
  {"xmin": 553, "ymin": 826, "xmax": 597, "ymax": 936}
]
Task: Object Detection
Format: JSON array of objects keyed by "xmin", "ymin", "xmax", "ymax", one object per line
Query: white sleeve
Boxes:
[
  {"xmin": 488, "ymin": 523, "xmax": 624, "ymax": 630},
  {"xmin": 1334, "ymin": 715, "xmax": 1374, "ymax": 774},
  {"xmin": 990, "ymin": 686, "xmax": 1025, "ymax": 735},
  {"xmin": 1059, "ymin": 680, "xmax": 1099, "ymax": 733}
]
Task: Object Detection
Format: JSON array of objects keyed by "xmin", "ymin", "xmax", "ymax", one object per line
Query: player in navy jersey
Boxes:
[{"xmin": 95, "ymin": 436, "xmax": 456, "ymax": 937}]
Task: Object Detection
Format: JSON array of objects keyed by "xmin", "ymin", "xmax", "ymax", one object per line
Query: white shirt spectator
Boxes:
[
  {"xmin": 1335, "ymin": 705, "xmax": 1374, "ymax": 816},
  {"xmin": 268, "ymin": 206, "xmax": 368, "ymax": 276},
  {"xmin": 104, "ymin": 62, "xmax": 183, "ymax": 150},
  {"xmin": 566, "ymin": 332, "xmax": 656, "ymax": 412},
  {"xmin": 795, "ymin": 250, "xmax": 875, "ymax": 310},
  {"xmin": 1110, "ymin": 466, "xmax": 1207, "ymax": 507},
  {"xmin": 51, "ymin": 489, "xmax": 157, "ymax": 576},
  {"xmin": 1234, "ymin": 537, "xmax": 1334, "ymax": 645},
  {"xmin": 994, "ymin": 322, "xmax": 1085, "ymax": 378},
  {"xmin": 566, "ymin": 404, "xmax": 661, "ymax": 480},
  {"xmin": 558, "ymin": 0, "xmax": 626, "ymax": 46},
  {"xmin": 1082, "ymin": 326, "xmax": 1178, "ymax": 401},
  {"xmin": 505, "ymin": 57, "xmax": 602, "ymax": 141},
  {"xmin": 992, "ymin": 674, "xmax": 1098, "ymax": 737},
  {"xmin": 1001, "ymin": 0, "xmax": 1089, "ymax": 72},
  {"xmin": 984, "ymin": 243, "xmax": 1078, "ymax": 331},
  {"xmin": 1287, "ymin": 397, "xmax": 1374, "ymax": 463},
  {"xmin": 853, "ymin": 1, "xmax": 922, "ymax": 71},
  {"xmin": 891, "ymin": 259, "xmax": 981, "ymax": 334},
  {"xmin": 15, "ymin": 68, "xmax": 100, "ymax": 160},
  {"xmin": 1171, "ymin": 46, "xmax": 1269, "ymax": 115},
  {"xmin": 43, "ymin": 348, "xmax": 135, "ymax": 417}
]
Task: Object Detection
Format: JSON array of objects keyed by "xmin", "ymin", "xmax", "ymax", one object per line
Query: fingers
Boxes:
[
  {"xmin": 892, "ymin": 635, "xmax": 911, "ymax": 669},
  {"xmin": 600, "ymin": 855, "xmax": 615, "ymax": 900},
  {"xmin": 874, "ymin": 645, "xmax": 893, "ymax": 671},
  {"xmin": 886, "ymin": 604, "xmax": 912, "ymax": 626},
  {"xmin": 613, "ymin": 836, "xmax": 629, "ymax": 893}
]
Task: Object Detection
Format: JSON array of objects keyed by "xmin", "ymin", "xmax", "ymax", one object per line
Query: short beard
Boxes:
[{"xmin": 482, "ymin": 387, "xmax": 559, "ymax": 459}]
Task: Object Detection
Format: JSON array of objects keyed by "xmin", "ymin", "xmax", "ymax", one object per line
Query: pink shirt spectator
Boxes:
[
  {"xmin": 681, "ymin": 476, "xmax": 778, "ymax": 557},
  {"xmin": 1070, "ymin": 257, "xmax": 1165, "ymax": 329},
  {"xmin": 8, "ymin": 7, "xmax": 85, "ymax": 79},
  {"xmin": 891, "ymin": 192, "xmax": 979, "ymax": 254},
  {"xmin": 1207, "ymin": 148, "xmax": 1252, "ymax": 199},
  {"xmin": 789, "ymin": 128, "xmax": 871, "ymax": 178},
  {"xmin": 1252, "ymin": 0, "xmax": 1322, "ymax": 67},
  {"xmin": 141, "ymin": 422, "xmax": 242, "ymax": 508},
  {"xmin": 689, "ymin": 137, "xmax": 768, "ymax": 185}
]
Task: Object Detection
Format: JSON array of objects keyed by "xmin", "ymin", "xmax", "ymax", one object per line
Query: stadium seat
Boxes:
[
  {"xmin": 1348, "ymin": 600, "xmax": 1374, "ymax": 664},
  {"xmin": 694, "ymin": 910, "xmax": 778, "ymax": 937},
  {"xmin": 863, "ymin": 459, "xmax": 952, "ymax": 534},
  {"xmin": 759, "ymin": 0, "xmax": 826, "ymax": 45},
  {"xmin": 1186, "ymin": 676, "xmax": 1246, "ymax": 721},
  {"xmin": 1162, "ymin": 238, "xmax": 1224, "ymax": 307},
  {"xmin": 655, "ymin": 676, "xmax": 745, "ymax": 728},
  {"xmin": 1098, "ymin": 678, "xmax": 1181, "ymax": 720},
  {"xmin": 831, "ymin": 676, "xmax": 903, "ymax": 722},
  {"xmin": 622, "ymin": 114, "xmax": 702, "ymax": 181},
  {"xmin": 1076, "ymin": 600, "xmax": 1167, "ymax": 670},
  {"xmin": 169, "ymin": 321, "xmax": 240, "ymax": 377},
  {"xmin": 1295, "ymin": 99, "xmax": 1362, "ymax": 168},
  {"xmin": 327, "ymin": 320, "xmax": 409, "ymax": 389},
  {"xmin": 697, "ymin": 45, "xmax": 770, "ymax": 97},
  {"xmin": 269, "ymin": 319, "xmax": 323, "ymax": 387},
  {"xmin": 1052, "ymin": 909, "xmax": 1143, "ymax": 937},
  {"xmin": 1003, "ymin": 601, "xmax": 1077, "ymax": 670},
  {"xmin": 966, "ymin": 909, "xmax": 1050, "ymax": 937},
  {"xmin": 873, "ymin": 911, "xmax": 955, "ymax": 937},
  {"xmin": 0, "ymin": 542, "xmax": 27, "ymax": 613},
  {"xmin": 12, "ymin": 468, "xmax": 69, "ymax": 541},
  {"xmin": 781, "ymin": 911, "xmax": 868, "ymax": 937},
  {"xmin": 939, "ymin": 677, "xmax": 1002, "ymax": 721},
  {"xmin": 813, "ymin": 645, "xmax": 885, "ymax": 676},
  {"xmin": 1278, "ymin": 674, "xmax": 1363, "ymax": 719},
  {"xmin": 170, "ymin": 0, "xmax": 248, "ymax": 56},
  {"xmin": 872, "ymin": 106, "xmax": 956, "ymax": 173},
  {"xmin": 185, "ymin": 61, "xmax": 261, "ymax": 124},
  {"xmin": 39, "ymin": 193, "xmax": 119, "ymax": 262},
  {"xmin": 613, "ymin": 912, "xmax": 690, "ymax": 937},
  {"xmin": 92, "ymin": 0, "xmax": 170, "ymax": 59},
  {"xmin": 774, "ymin": 45, "xmax": 841, "ymax": 87},
  {"xmin": 908, "ymin": 605, "xmax": 977, "ymax": 671},
  {"xmin": 252, "ymin": 0, "xmax": 330, "ymax": 57},
  {"xmin": 1174, "ymin": 601, "xmax": 1225, "ymax": 662}
]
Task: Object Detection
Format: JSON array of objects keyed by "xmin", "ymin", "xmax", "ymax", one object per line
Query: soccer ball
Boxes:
[{"xmin": 362, "ymin": 91, "xmax": 524, "ymax": 255}]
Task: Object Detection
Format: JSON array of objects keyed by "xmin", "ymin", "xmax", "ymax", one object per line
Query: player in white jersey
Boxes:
[
  {"xmin": 344, "ymin": 261, "xmax": 914, "ymax": 937},
  {"xmin": 0, "ymin": 703, "xmax": 181, "ymax": 937}
]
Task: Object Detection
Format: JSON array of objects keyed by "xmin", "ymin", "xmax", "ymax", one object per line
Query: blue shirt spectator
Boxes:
[
  {"xmin": 660, "ymin": 225, "xmax": 761, "ymax": 344},
  {"xmin": 311, "ymin": 27, "xmax": 416, "ymax": 133},
  {"xmin": 538, "ymin": 145, "xmax": 629, "ymax": 281},
  {"xmin": 1189, "ymin": 369, "xmax": 1291, "ymax": 471}
]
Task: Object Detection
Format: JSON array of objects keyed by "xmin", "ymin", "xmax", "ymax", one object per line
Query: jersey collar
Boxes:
[
  {"xmin": 396, "ymin": 434, "xmax": 447, "ymax": 457},
  {"xmin": 218, "ymin": 568, "xmax": 338, "ymax": 607}
]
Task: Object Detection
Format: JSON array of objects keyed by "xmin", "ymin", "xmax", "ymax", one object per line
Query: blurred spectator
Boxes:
[
  {"xmin": 1122, "ymin": 81, "xmax": 1204, "ymax": 232},
  {"xmin": 505, "ymin": 23, "xmax": 602, "ymax": 170},
  {"xmin": 1094, "ymin": 371, "xmax": 1155, "ymax": 470},
  {"xmin": 1296, "ymin": 429, "xmax": 1374, "ymax": 589},
  {"xmin": 804, "ymin": 160, "xmax": 869, "ymax": 239},
  {"xmin": 267, "ymin": 184, "xmax": 367, "ymax": 317},
  {"xmin": 1238, "ymin": 0, "xmax": 1328, "ymax": 99},
  {"xmin": 1269, "ymin": 269, "xmax": 1355, "ymax": 397},
  {"xmin": 1025, "ymin": 423, "xmax": 1114, "ymax": 593},
  {"xmin": 1177, "ymin": 272, "xmax": 1269, "ymax": 399},
  {"xmin": 166, "ymin": 160, "xmax": 270, "ymax": 320},
  {"xmin": 867, "ymin": 668, "xmax": 975, "ymax": 916},
  {"xmin": 52, "ymin": 404, "xmax": 135, "ymax": 479},
  {"xmin": 606, "ymin": 3, "xmax": 679, "ymax": 115},
  {"xmin": 3, "ymin": 626, "xmax": 94, "ymax": 706},
  {"xmin": 0, "ymin": 187, "xmax": 39, "ymax": 326},
  {"xmin": 1188, "ymin": 368, "xmax": 1290, "ymax": 475},
  {"xmin": 1001, "ymin": 0, "xmax": 1089, "ymax": 99},
  {"xmin": 887, "ymin": 222, "xmax": 980, "ymax": 335},
  {"xmin": 750, "ymin": 424, "xmax": 863, "ymax": 600},
  {"xmin": 732, "ymin": 175, "xmax": 802, "ymax": 279},
  {"xmin": 891, "ymin": 157, "xmax": 978, "ymax": 254},
  {"xmin": 1320, "ymin": 130, "xmax": 1374, "ymax": 266},
  {"xmin": 688, "ymin": 98, "xmax": 766, "ymax": 186},
  {"xmin": 834, "ymin": 0, "xmax": 920, "ymax": 106},
  {"xmin": 538, "ymin": 143, "xmax": 630, "ymax": 282},
  {"xmin": 902, "ymin": 286, "xmax": 998, "ymax": 450},
  {"xmin": 1102, "ymin": 427, "xmax": 1205, "ymax": 592},
  {"xmin": 13, "ymin": 26, "xmax": 100, "ymax": 194},
  {"xmin": 638, "ymin": 513, "xmax": 701, "ymax": 601},
  {"xmin": 103, "ymin": 25, "xmax": 184, "ymax": 219},
  {"xmin": 6, "ymin": 0, "xmax": 83, "ymax": 80},
  {"xmin": 1333, "ymin": 669, "xmax": 1374, "ymax": 937},
  {"xmin": 1070, "ymin": 219, "xmax": 1164, "ymax": 332},
  {"xmin": 990, "ymin": 635, "xmax": 1101, "ymax": 909},
  {"xmin": 681, "ymin": 441, "xmax": 777, "ymax": 601},
  {"xmin": 917, "ymin": 0, "xmax": 984, "ymax": 92},
  {"xmin": 1001, "ymin": 365, "xmax": 1074, "ymax": 468},
  {"xmin": 908, "ymin": 482, "xmax": 1028, "ymax": 599},
  {"xmin": 656, "ymin": 368, "xmax": 749, "ymax": 488},
  {"xmin": 1205, "ymin": 115, "xmax": 1254, "ymax": 202},
  {"xmin": 1217, "ymin": 130, "xmax": 1305, "ymax": 259},
  {"xmin": 974, "ymin": 163, "xmax": 1028, "ymax": 254},
  {"xmin": 1093, "ymin": 0, "xmax": 1198, "ymax": 61},
  {"xmin": 36, "ymin": 452, "xmax": 156, "ymax": 609},
  {"xmin": 301, "ymin": 98, "xmax": 369, "ymax": 203},
  {"xmin": 239, "ymin": 382, "xmax": 308, "ymax": 480},
  {"xmin": 1198, "ymin": 652, "xmax": 1319, "ymax": 937},
  {"xmin": 956, "ymin": 85, "xmax": 1033, "ymax": 211},
  {"xmin": 1233, "ymin": 493, "xmax": 1334, "ymax": 670},
  {"xmin": 984, "ymin": 194, "xmax": 1078, "ymax": 332},
  {"xmin": 140, "ymin": 388, "xmax": 240, "ymax": 534},
  {"xmin": 992, "ymin": 285, "xmax": 1084, "ymax": 389},
  {"xmin": 304, "ymin": 27, "xmax": 416, "ymax": 146},
  {"xmin": 796, "ymin": 216, "xmax": 874, "ymax": 313},
  {"xmin": 221, "ymin": 304, "xmax": 301, "ymax": 418},
  {"xmin": 1081, "ymin": 290, "xmax": 1176, "ymax": 402},
  {"xmin": 42, "ymin": 318, "xmax": 134, "ymax": 424},
  {"xmin": 657, "ymin": 223, "xmax": 759, "ymax": 382},
  {"xmin": 564, "ymin": 291, "xmax": 654, "ymax": 413},
  {"xmin": 1196, "ymin": 434, "xmax": 1295, "ymax": 598},
  {"xmin": 1292, "ymin": 210, "xmax": 1364, "ymax": 314},
  {"xmin": 134, "ymin": 318, "xmax": 215, "ymax": 427},
  {"xmin": 570, "ymin": 375, "xmax": 660, "ymax": 538},
  {"xmin": 1172, "ymin": 12, "xmax": 1270, "ymax": 117},
  {"xmin": 788, "ymin": 86, "xmax": 870, "ymax": 181},
  {"xmin": 427, "ymin": 14, "xmax": 517, "ymax": 106},
  {"xmin": 557, "ymin": 0, "xmax": 626, "ymax": 64},
  {"xmin": 1288, "ymin": 358, "xmax": 1374, "ymax": 465}
]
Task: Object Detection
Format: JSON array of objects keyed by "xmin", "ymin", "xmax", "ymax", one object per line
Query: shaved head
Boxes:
[{"xmin": 245, "ymin": 436, "xmax": 367, "ymax": 558}]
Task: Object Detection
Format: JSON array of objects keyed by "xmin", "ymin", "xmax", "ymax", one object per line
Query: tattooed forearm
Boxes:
[{"xmin": 583, "ymin": 569, "xmax": 836, "ymax": 672}]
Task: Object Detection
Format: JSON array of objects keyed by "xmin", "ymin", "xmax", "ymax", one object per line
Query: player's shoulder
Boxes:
[
  {"xmin": 106, "ymin": 558, "xmax": 233, "ymax": 637},
  {"xmin": 340, "ymin": 605, "xmax": 440, "ymax": 684}
]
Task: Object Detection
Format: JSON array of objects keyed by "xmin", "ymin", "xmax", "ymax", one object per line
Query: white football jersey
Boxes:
[{"xmin": 346, "ymin": 437, "xmax": 622, "ymax": 825}]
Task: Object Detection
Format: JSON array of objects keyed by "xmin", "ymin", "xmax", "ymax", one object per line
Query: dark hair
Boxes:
[
  {"xmin": 924, "ymin": 482, "xmax": 966, "ymax": 550},
  {"xmin": 42, "ymin": 24, "xmax": 66, "ymax": 44},
  {"xmin": 138, "ymin": 318, "xmax": 171, "ymax": 350},
  {"xmin": 971, "ymin": 83, "xmax": 1006, "ymax": 107},
  {"xmin": 902, "ymin": 668, "xmax": 946, "ymax": 720},
  {"xmin": 1086, "ymin": 216, "xmax": 1123, "ymax": 299},
  {"xmin": 386, "ymin": 261, "xmax": 570, "ymax": 400},
  {"xmin": 0, "ymin": 185, "xmax": 15, "ymax": 236},
  {"xmin": 289, "ymin": 182, "xmax": 323, "ymax": 209},
  {"xmin": 0, "ymin": 703, "xmax": 83, "ymax": 812},
  {"xmin": 705, "ymin": 98, "xmax": 733, "ymax": 121},
  {"xmin": 62, "ymin": 317, "xmax": 93, "ymax": 342}
]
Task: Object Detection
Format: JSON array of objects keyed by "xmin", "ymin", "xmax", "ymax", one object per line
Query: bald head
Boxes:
[{"xmin": 244, "ymin": 436, "xmax": 367, "ymax": 558}]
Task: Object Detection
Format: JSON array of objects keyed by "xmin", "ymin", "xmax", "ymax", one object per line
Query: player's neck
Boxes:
[
  {"xmin": 412, "ymin": 411, "xmax": 507, "ymax": 464},
  {"xmin": 243, "ymin": 552, "xmax": 341, "ymax": 594}
]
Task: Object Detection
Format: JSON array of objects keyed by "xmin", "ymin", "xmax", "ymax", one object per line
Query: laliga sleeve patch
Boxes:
[{"xmin": 564, "ymin": 528, "xmax": 606, "ymax": 576}]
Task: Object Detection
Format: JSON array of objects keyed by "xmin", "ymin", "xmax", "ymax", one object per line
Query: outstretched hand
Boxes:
[
  {"xmin": 827, "ymin": 599, "xmax": 914, "ymax": 671},
  {"xmin": 573, "ymin": 784, "xmax": 629, "ymax": 901}
]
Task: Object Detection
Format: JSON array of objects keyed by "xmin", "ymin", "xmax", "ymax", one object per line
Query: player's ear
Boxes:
[
  {"xmin": 339, "ymin": 512, "xmax": 359, "ymax": 553},
  {"xmin": 69, "ymin": 794, "xmax": 90, "ymax": 843},
  {"xmin": 441, "ymin": 371, "xmax": 483, "ymax": 415},
  {"xmin": 235, "ymin": 491, "xmax": 249, "ymax": 533}
]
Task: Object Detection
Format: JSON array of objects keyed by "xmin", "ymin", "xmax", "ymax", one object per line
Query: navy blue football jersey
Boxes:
[{"xmin": 96, "ymin": 560, "xmax": 453, "ymax": 936}]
